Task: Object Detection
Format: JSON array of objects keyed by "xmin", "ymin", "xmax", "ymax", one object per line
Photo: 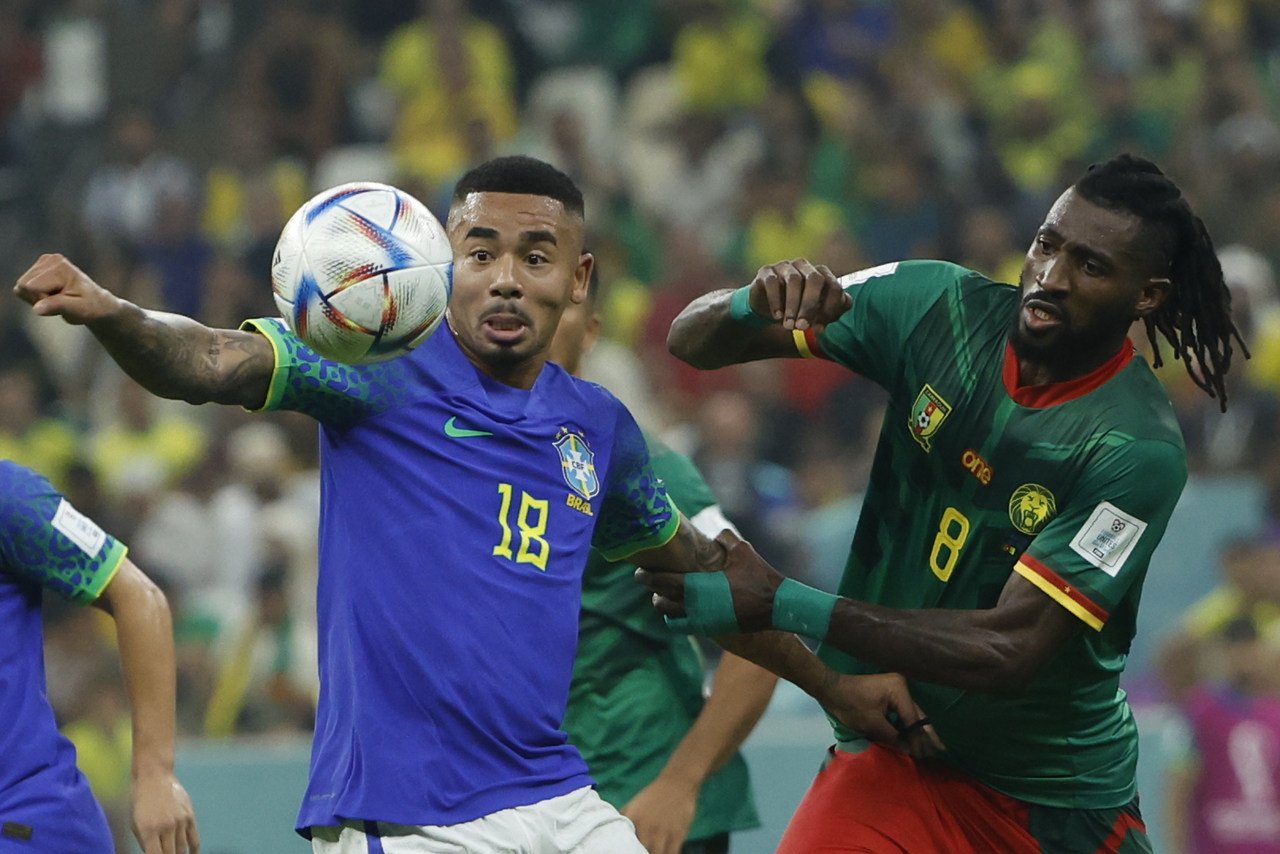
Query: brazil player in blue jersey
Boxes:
[
  {"xmin": 0, "ymin": 459, "xmax": 199, "ymax": 854},
  {"xmin": 15, "ymin": 156, "xmax": 929, "ymax": 852}
]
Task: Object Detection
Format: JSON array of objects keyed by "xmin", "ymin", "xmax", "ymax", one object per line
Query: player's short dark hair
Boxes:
[
  {"xmin": 1074, "ymin": 153, "xmax": 1247, "ymax": 411},
  {"xmin": 451, "ymin": 156, "xmax": 584, "ymax": 219}
]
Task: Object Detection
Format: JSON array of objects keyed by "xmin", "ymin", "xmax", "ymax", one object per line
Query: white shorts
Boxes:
[{"xmin": 309, "ymin": 786, "xmax": 646, "ymax": 854}]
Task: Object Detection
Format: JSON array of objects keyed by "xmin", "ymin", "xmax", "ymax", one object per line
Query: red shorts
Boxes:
[{"xmin": 776, "ymin": 745, "xmax": 1150, "ymax": 854}]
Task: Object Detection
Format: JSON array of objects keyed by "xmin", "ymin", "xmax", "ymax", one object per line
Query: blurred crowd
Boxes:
[{"xmin": 9, "ymin": 0, "xmax": 1280, "ymax": 846}]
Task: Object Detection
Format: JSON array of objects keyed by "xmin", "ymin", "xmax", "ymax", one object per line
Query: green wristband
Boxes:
[
  {"xmin": 729, "ymin": 285, "xmax": 775, "ymax": 328},
  {"xmin": 664, "ymin": 571, "xmax": 743, "ymax": 636},
  {"xmin": 772, "ymin": 578, "xmax": 837, "ymax": 640}
]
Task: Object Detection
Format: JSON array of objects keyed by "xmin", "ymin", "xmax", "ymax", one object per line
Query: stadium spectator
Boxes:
[{"xmin": 1166, "ymin": 616, "xmax": 1280, "ymax": 854}]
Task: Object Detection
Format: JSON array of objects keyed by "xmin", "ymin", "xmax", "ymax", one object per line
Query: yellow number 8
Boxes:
[{"xmin": 929, "ymin": 506, "xmax": 970, "ymax": 582}]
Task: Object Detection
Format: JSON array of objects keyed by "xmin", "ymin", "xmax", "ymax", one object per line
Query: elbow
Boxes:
[
  {"xmin": 665, "ymin": 321, "xmax": 697, "ymax": 366},
  {"xmin": 972, "ymin": 637, "xmax": 1044, "ymax": 696},
  {"xmin": 131, "ymin": 572, "xmax": 174, "ymax": 622},
  {"xmin": 666, "ymin": 321, "xmax": 718, "ymax": 370}
]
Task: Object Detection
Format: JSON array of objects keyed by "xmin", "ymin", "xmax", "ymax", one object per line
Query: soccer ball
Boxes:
[{"xmin": 271, "ymin": 182, "xmax": 452, "ymax": 364}]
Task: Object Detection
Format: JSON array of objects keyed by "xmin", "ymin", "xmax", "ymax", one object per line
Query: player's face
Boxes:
[
  {"xmin": 547, "ymin": 296, "xmax": 600, "ymax": 376},
  {"xmin": 446, "ymin": 192, "xmax": 592, "ymax": 388},
  {"xmin": 1013, "ymin": 189, "xmax": 1170, "ymax": 373}
]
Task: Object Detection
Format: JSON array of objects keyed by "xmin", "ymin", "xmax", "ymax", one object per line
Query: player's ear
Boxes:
[
  {"xmin": 1136, "ymin": 276, "xmax": 1171, "ymax": 318},
  {"xmin": 569, "ymin": 253, "xmax": 593, "ymax": 305}
]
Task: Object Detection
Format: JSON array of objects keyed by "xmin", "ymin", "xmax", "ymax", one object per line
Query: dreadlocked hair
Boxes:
[{"xmin": 1074, "ymin": 154, "xmax": 1248, "ymax": 411}]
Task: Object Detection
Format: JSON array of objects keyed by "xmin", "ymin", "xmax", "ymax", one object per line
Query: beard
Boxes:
[{"xmin": 1008, "ymin": 284, "xmax": 1121, "ymax": 374}]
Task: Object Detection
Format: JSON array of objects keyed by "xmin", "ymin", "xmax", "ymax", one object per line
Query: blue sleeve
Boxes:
[
  {"xmin": 240, "ymin": 318, "xmax": 410, "ymax": 427},
  {"xmin": 591, "ymin": 399, "xmax": 680, "ymax": 561},
  {"xmin": 0, "ymin": 461, "xmax": 128, "ymax": 603}
]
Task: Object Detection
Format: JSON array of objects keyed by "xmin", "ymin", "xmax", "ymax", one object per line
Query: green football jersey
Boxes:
[
  {"xmin": 565, "ymin": 436, "xmax": 760, "ymax": 841},
  {"xmin": 797, "ymin": 260, "xmax": 1187, "ymax": 809}
]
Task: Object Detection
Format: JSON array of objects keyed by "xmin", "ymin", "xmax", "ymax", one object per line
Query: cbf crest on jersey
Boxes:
[
  {"xmin": 909, "ymin": 384, "xmax": 952, "ymax": 451},
  {"xmin": 555, "ymin": 428, "xmax": 599, "ymax": 500}
]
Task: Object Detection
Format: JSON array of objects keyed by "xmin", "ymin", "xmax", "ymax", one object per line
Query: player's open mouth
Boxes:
[
  {"xmin": 1022, "ymin": 300, "xmax": 1062, "ymax": 331},
  {"xmin": 482, "ymin": 315, "xmax": 528, "ymax": 343}
]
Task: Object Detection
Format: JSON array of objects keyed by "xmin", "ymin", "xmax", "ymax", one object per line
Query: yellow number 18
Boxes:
[{"xmin": 493, "ymin": 483, "xmax": 551, "ymax": 571}]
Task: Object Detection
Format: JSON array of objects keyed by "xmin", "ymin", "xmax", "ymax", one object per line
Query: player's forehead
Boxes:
[
  {"xmin": 448, "ymin": 191, "xmax": 581, "ymax": 244},
  {"xmin": 1039, "ymin": 188, "xmax": 1146, "ymax": 261}
]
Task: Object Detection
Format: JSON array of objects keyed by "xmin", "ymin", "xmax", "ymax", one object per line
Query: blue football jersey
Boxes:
[
  {"xmin": 243, "ymin": 318, "xmax": 679, "ymax": 831},
  {"xmin": 0, "ymin": 460, "xmax": 122, "ymax": 852}
]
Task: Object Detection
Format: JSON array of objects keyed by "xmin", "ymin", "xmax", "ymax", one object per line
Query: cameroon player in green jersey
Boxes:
[
  {"xmin": 549, "ymin": 273, "xmax": 776, "ymax": 854},
  {"xmin": 646, "ymin": 154, "xmax": 1247, "ymax": 852}
]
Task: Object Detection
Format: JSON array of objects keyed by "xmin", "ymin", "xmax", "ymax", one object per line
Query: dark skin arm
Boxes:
[
  {"xmin": 641, "ymin": 536, "xmax": 1083, "ymax": 696},
  {"xmin": 632, "ymin": 523, "xmax": 942, "ymax": 754},
  {"xmin": 14, "ymin": 254, "xmax": 273, "ymax": 408},
  {"xmin": 666, "ymin": 260, "xmax": 850, "ymax": 369}
]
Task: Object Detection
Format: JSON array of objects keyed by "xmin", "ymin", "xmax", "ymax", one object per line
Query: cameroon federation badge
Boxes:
[
  {"xmin": 908, "ymin": 384, "xmax": 952, "ymax": 451},
  {"xmin": 555, "ymin": 429, "xmax": 599, "ymax": 500},
  {"xmin": 1009, "ymin": 483, "xmax": 1057, "ymax": 535}
]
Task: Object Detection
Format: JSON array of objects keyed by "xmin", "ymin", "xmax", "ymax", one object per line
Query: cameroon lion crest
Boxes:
[{"xmin": 1008, "ymin": 484, "xmax": 1056, "ymax": 535}]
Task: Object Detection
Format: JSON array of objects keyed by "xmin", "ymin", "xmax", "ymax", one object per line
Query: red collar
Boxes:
[{"xmin": 1003, "ymin": 338, "xmax": 1135, "ymax": 408}]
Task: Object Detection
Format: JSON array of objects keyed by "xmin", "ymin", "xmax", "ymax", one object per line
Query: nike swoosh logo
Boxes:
[{"xmin": 444, "ymin": 416, "xmax": 494, "ymax": 438}]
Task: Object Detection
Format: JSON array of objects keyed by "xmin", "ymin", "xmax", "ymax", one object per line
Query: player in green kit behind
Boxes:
[
  {"xmin": 550, "ymin": 272, "xmax": 776, "ymax": 854},
  {"xmin": 644, "ymin": 154, "xmax": 1248, "ymax": 852}
]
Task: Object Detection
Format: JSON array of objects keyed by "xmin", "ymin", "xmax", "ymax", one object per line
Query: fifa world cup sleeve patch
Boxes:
[
  {"xmin": 1068, "ymin": 501, "xmax": 1148, "ymax": 578},
  {"xmin": 51, "ymin": 498, "xmax": 106, "ymax": 558}
]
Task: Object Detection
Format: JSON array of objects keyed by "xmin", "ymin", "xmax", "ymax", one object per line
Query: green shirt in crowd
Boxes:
[{"xmin": 565, "ymin": 437, "xmax": 760, "ymax": 842}]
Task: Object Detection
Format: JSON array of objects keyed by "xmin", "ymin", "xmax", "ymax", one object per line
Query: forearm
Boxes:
[
  {"xmin": 105, "ymin": 573, "xmax": 179, "ymax": 776},
  {"xmin": 655, "ymin": 652, "xmax": 777, "ymax": 787},
  {"xmin": 88, "ymin": 300, "xmax": 269, "ymax": 407},
  {"xmin": 713, "ymin": 630, "xmax": 839, "ymax": 703},
  {"xmin": 825, "ymin": 598, "xmax": 1026, "ymax": 693},
  {"xmin": 666, "ymin": 289, "xmax": 790, "ymax": 369}
]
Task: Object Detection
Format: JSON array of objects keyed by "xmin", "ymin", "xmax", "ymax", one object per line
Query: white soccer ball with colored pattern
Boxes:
[{"xmin": 271, "ymin": 182, "xmax": 452, "ymax": 364}]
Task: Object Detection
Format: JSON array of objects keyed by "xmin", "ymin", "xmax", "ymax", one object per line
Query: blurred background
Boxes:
[{"xmin": 5, "ymin": 0, "xmax": 1280, "ymax": 850}]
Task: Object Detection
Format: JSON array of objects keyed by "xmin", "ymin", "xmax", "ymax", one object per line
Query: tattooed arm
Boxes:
[{"xmin": 15, "ymin": 254, "xmax": 273, "ymax": 408}]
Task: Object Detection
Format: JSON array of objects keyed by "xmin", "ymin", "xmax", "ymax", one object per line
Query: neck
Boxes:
[
  {"xmin": 1014, "ymin": 331, "xmax": 1129, "ymax": 387},
  {"xmin": 470, "ymin": 352, "xmax": 544, "ymax": 390},
  {"xmin": 448, "ymin": 316, "xmax": 544, "ymax": 390}
]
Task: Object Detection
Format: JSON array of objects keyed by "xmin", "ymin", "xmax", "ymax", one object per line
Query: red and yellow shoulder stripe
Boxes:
[{"xmin": 1014, "ymin": 554, "xmax": 1109, "ymax": 631}]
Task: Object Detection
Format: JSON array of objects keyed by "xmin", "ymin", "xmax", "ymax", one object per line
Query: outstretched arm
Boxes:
[
  {"xmin": 631, "ymin": 523, "xmax": 938, "ymax": 752},
  {"xmin": 15, "ymin": 254, "xmax": 273, "ymax": 408},
  {"xmin": 641, "ymin": 534, "xmax": 1081, "ymax": 696},
  {"xmin": 95, "ymin": 559, "xmax": 200, "ymax": 854},
  {"xmin": 666, "ymin": 260, "xmax": 850, "ymax": 369}
]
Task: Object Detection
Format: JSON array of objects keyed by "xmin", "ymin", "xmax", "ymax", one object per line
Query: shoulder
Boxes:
[
  {"xmin": 1085, "ymin": 433, "xmax": 1188, "ymax": 499},
  {"xmin": 555, "ymin": 369, "xmax": 630, "ymax": 421},
  {"xmin": 840, "ymin": 260, "xmax": 1010, "ymax": 323},
  {"xmin": 1092, "ymin": 359, "xmax": 1187, "ymax": 452},
  {"xmin": 843, "ymin": 259, "xmax": 995, "ymax": 291},
  {"xmin": 0, "ymin": 460, "xmax": 52, "ymax": 506},
  {"xmin": 641, "ymin": 432, "xmax": 700, "ymax": 482}
]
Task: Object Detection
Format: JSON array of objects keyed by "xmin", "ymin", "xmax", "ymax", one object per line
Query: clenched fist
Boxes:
[{"xmin": 14, "ymin": 254, "xmax": 123, "ymax": 325}]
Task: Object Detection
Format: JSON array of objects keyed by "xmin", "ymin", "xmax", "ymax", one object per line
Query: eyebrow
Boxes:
[
  {"xmin": 462, "ymin": 226, "xmax": 558, "ymax": 247},
  {"xmin": 521, "ymin": 229, "xmax": 557, "ymax": 246},
  {"xmin": 1039, "ymin": 226, "xmax": 1117, "ymax": 268}
]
